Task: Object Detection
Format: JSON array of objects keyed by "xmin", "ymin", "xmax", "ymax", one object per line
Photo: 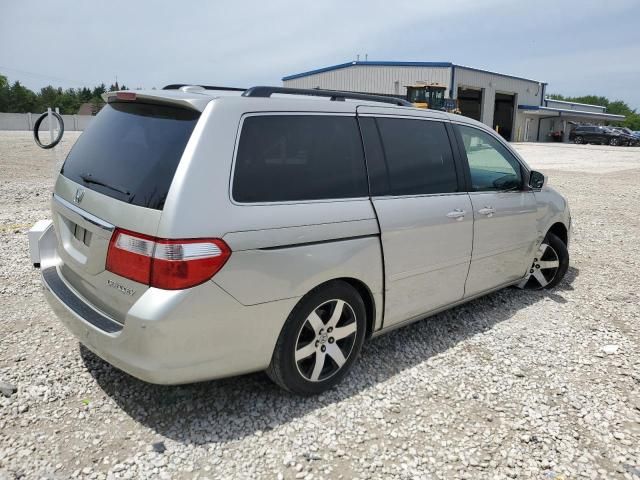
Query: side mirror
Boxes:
[{"xmin": 529, "ymin": 170, "xmax": 545, "ymax": 189}]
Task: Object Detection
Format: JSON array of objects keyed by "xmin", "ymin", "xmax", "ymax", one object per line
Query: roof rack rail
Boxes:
[
  {"xmin": 162, "ymin": 84, "xmax": 247, "ymax": 91},
  {"xmin": 242, "ymin": 86, "xmax": 413, "ymax": 107}
]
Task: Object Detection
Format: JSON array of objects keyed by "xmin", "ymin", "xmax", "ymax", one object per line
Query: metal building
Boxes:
[
  {"xmin": 282, "ymin": 61, "xmax": 625, "ymax": 142},
  {"xmin": 519, "ymin": 98, "xmax": 624, "ymax": 142}
]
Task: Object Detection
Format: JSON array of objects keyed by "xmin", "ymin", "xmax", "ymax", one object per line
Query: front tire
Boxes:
[
  {"xmin": 609, "ymin": 137, "xmax": 620, "ymax": 146},
  {"xmin": 267, "ymin": 281, "xmax": 366, "ymax": 395},
  {"xmin": 519, "ymin": 232, "xmax": 569, "ymax": 290}
]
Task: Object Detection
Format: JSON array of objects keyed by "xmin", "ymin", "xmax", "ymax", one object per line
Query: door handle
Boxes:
[
  {"xmin": 478, "ymin": 207, "xmax": 496, "ymax": 217},
  {"xmin": 446, "ymin": 209, "xmax": 466, "ymax": 220}
]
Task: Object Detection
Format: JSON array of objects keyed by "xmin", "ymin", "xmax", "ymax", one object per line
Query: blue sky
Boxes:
[{"xmin": 1, "ymin": 0, "xmax": 639, "ymax": 108}]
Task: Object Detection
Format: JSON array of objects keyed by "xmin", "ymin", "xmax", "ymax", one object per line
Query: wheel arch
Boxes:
[
  {"xmin": 338, "ymin": 277, "xmax": 377, "ymax": 339},
  {"xmin": 546, "ymin": 222, "xmax": 568, "ymax": 246}
]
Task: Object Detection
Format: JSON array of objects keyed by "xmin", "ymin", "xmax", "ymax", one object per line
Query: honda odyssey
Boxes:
[{"xmin": 30, "ymin": 85, "xmax": 571, "ymax": 395}]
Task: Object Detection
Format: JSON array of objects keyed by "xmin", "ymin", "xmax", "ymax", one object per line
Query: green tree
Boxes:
[
  {"xmin": 38, "ymin": 85, "xmax": 61, "ymax": 112},
  {"xmin": 7, "ymin": 81, "xmax": 38, "ymax": 112},
  {"xmin": 0, "ymin": 74, "xmax": 116, "ymax": 114},
  {"xmin": 92, "ymin": 83, "xmax": 106, "ymax": 98},
  {"xmin": 0, "ymin": 74, "xmax": 9, "ymax": 111},
  {"xmin": 58, "ymin": 88, "xmax": 82, "ymax": 114},
  {"xmin": 79, "ymin": 87, "xmax": 92, "ymax": 102},
  {"xmin": 606, "ymin": 100, "xmax": 634, "ymax": 117}
]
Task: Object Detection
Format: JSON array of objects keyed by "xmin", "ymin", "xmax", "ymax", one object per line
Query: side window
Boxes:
[
  {"xmin": 458, "ymin": 125, "xmax": 523, "ymax": 192},
  {"xmin": 374, "ymin": 117, "xmax": 458, "ymax": 196},
  {"xmin": 233, "ymin": 115, "xmax": 368, "ymax": 202}
]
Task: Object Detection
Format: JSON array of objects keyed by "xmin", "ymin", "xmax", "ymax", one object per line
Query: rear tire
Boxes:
[
  {"xmin": 609, "ymin": 137, "xmax": 619, "ymax": 146},
  {"xmin": 519, "ymin": 232, "xmax": 569, "ymax": 290},
  {"xmin": 574, "ymin": 136, "xmax": 583, "ymax": 144},
  {"xmin": 267, "ymin": 281, "xmax": 366, "ymax": 395}
]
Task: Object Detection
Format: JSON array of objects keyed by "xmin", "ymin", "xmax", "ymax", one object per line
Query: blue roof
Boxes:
[
  {"xmin": 518, "ymin": 104, "xmax": 625, "ymax": 120},
  {"xmin": 282, "ymin": 61, "xmax": 453, "ymax": 81},
  {"xmin": 544, "ymin": 98, "xmax": 606, "ymax": 111},
  {"xmin": 282, "ymin": 61, "xmax": 543, "ymax": 84}
]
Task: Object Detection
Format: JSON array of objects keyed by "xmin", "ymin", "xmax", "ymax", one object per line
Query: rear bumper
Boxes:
[{"xmin": 36, "ymin": 222, "xmax": 298, "ymax": 385}]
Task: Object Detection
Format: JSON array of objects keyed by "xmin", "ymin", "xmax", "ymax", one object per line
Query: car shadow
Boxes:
[{"xmin": 80, "ymin": 266, "xmax": 579, "ymax": 445}]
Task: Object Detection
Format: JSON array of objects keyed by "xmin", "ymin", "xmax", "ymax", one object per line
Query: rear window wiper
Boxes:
[{"xmin": 80, "ymin": 173, "xmax": 131, "ymax": 196}]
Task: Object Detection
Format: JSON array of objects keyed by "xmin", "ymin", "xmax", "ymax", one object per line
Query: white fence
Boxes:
[{"xmin": 0, "ymin": 112, "xmax": 93, "ymax": 131}]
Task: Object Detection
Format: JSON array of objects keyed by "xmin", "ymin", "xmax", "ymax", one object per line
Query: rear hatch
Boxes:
[{"xmin": 51, "ymin": 99, "xmax": 201, "ymax": 323}]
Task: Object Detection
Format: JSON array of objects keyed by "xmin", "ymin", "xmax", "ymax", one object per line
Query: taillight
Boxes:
[
  {"xmin": 106, "ymin": 230, "xmax": 155, "ymax": 284},
  {"xmin": 106, "ymin": 228, "xmax": 231, "ymax": 290}
]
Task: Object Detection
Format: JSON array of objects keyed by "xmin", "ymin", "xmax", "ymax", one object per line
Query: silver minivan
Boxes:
[{"xmin": 31, "ymin": 86, "xmax": 571, "ymax": 395}]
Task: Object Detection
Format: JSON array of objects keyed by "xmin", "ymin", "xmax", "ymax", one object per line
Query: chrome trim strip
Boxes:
[{"xmin": 53, "ymin": 193, "xmax": 115, "ymax": 232}]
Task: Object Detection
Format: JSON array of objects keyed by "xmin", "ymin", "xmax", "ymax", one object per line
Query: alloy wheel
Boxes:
[
  {"xmin": 294, "ymin": 299, "xmax": 358, "ymax": 382},
  {"xmin": 519, "ymin": 243, "xmax": 560, "ymax": 289}
]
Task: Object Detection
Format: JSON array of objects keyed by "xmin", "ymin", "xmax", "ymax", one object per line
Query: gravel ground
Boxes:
[{"xmin": 1, "ymin": 131, "xmax": 639, "ymax": 480}]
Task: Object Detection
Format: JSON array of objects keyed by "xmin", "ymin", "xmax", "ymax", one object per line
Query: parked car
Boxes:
[
  {"xmin": 608, "ymin": 126, "xmax": 639, "ymax": 146},
  {"xmin": 569, "ymin": 125, "xmax": 625, "ymax": 145},
  {"xmin": 30, "ymin": 86, "xmax": 571, "ymax": 395}
]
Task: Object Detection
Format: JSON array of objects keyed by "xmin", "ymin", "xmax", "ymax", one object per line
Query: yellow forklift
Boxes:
[{"xmin": 405, "ymin": 82, "xmax": 459, "ymax": 113}]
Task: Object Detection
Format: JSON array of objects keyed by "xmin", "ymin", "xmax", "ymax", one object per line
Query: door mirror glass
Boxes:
[{"xmin": 529, "ymin": 170, "xmax": 545, "ymax": 189}]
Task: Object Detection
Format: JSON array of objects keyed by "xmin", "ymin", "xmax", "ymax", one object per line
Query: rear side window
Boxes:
[
  {"xmin": 61, "ymin": 102, "xmax": 200, "ymax": 210},
  {"xmin": 233, "ymin": 115, "xmax": 368, "ymax": 202},
  {"xmin": 374, "ymin": 118, "xmax": 458, "ymax": 196}
]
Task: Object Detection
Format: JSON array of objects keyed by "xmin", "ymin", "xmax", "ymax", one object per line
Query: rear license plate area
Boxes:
[{"xmin": 73, "ymin": 223, "xmax": 92, "ymax": 247}]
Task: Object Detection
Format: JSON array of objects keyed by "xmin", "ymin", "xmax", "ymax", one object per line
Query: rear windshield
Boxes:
[{"xmin": 61, "ymin": 102, "xmax": 200, "ymax": 210}]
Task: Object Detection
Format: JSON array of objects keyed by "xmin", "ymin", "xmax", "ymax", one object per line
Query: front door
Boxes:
[
  {"xmin": 358, "ymin": 112, "xmax": 473, "ymax": 327},
  {"xmin": 455, "ymin": 124, "xmax": 539, "ymax": 296}
]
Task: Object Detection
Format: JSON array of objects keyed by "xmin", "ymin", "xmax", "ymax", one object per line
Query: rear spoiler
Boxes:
[{"xmin": 102, "ymin": 90, "xmax": 211, "ymax": 112}]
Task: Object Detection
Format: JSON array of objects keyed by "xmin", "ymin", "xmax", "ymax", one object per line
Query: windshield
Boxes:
[
  {"xmin": 407, "ymin": 87, "xmax": 427, "ymax": 103},
  {"xmin": 61, "ymin": 102, "xmax": 200, "ymax": 210}
]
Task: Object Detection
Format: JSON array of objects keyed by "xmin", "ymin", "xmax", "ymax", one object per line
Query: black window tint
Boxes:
[
  {"xmin": 61, "ymin": 102, "xmax": 199, "ymax": 210},
  {"xmin": 458, "ymin": 125, "xmax": 522, "ymax": 192},
  {"xmin": 375, "ymin": 118, "xmax": 457, "ymax": 195},
  {"xmin": 233, "ymin": 115, "xmax": 368, "ymax": 202},
  {"xmin": 358, "ymin": 117, "xmax": 389, "ymax": 195}
]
